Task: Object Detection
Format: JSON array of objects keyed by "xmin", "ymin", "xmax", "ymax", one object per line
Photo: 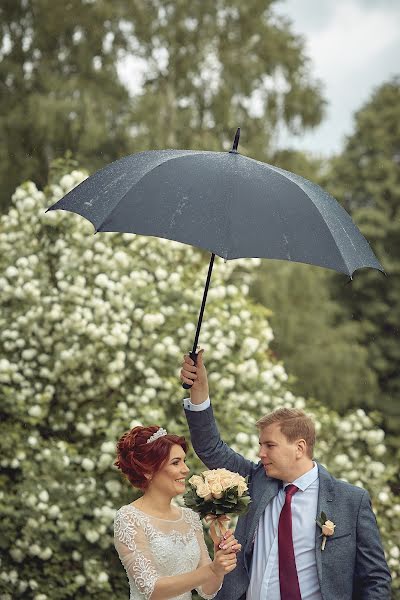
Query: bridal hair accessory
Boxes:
[{"xmin": 146, "ymin": 428, "xmax": 168, "ymax": 444}]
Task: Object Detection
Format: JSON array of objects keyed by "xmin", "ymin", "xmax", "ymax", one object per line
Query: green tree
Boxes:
[
  {"xmin": 1, "ymin": 0, "xmax": 325, "ymax": 214},
  {"xmin": 0, "ymin": 0, "xmax": 133, "ymax": 211},
  {"xmin": 325, "ymin": 77, "xmax": 400, "ymax": 451},
  {"xmin": 269, "ymin": 148, "xmax": 324, "ymax": 182},
  {"xmin": 115, "ymin": 0, "xmax": 326, "ymax": 156},
  {"xmin": 0, "ymin": 172, "xmax": 399, "ymax": 598},
  {"xmin": 251, "ymin": 261, "xmax": 379, "ymax": 412}
]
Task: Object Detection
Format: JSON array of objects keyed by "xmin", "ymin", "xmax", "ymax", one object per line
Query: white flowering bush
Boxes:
[{"xmin": 0, "ymin": 172, "xmax": 399, "ymax": 597}]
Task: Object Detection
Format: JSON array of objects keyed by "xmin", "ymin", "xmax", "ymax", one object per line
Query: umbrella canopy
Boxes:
[
  {"xmin": 47, "ymin": 129, "xmax": 384, "ymax": 387},
  {"xmin": 48, "ymin": 137, "xmax": 383, "ymax": 277}
]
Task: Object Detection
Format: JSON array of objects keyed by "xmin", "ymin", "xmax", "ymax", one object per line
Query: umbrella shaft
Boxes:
[{"xmin": 191, "ymin": 253, "xmax": 215, "ymax": 355}]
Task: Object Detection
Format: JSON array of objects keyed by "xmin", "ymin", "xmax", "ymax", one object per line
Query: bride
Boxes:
[{"xmin": 114, "ymin": 424, "xmax": 241, "ymax": 600}]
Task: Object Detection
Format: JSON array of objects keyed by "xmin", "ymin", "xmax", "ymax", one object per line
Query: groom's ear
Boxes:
[{"xmin": 296, "ymin": 438, "xmax": 307, "ymax": 457}]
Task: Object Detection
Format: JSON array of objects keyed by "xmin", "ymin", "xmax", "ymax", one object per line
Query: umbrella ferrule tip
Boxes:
[{"xmin": 230, "ymin": 127, "xmax": 241, "ymax": 153}]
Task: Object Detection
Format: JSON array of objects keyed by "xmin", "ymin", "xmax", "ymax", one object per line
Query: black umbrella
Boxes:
[{"xmin": 47, "ymin": 129, "xmax": 384, "ymax": 388}]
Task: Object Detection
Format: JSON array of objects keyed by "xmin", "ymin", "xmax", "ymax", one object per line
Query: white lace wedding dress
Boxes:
[{"xmin": 114, "ymin": 504, "xmax": 221, "ymax": 600}]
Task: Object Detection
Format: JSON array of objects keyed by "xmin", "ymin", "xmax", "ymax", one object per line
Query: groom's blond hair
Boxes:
[{"xmin": 256, "ymin": 408, "xmax": 315, "ymax": 458}]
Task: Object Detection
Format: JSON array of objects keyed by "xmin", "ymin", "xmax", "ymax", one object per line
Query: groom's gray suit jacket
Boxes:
[{"xmin": 185, "ymin": 404, "xmax": 391, "ymax": 600}]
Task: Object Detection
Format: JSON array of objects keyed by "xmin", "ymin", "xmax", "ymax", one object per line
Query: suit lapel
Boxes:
[{"xmin": 315, "ymin": 464, "xmax": 335, "ymax": 594}]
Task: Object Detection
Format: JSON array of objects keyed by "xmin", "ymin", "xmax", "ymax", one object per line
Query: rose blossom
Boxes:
[
  {"xmin": 236, "ymin": 479, "xmax": 248, "ymax": 497},
  {"xmin": 219, "ymin": 472, "xmax": 236, "ymax": 489},
  {"xmin": 209, "ymin": 482, "xmax": 224, "ymax": 499},
  {"xmin": 322, "ymin": 520, "xmax": 335, "ymax": 536},
  {"xmin": 188, "ymin": 475, "xmax": 203, "ymax": 488},
  {"xmin": 196, "ymin": 481, "xmax": 212, "ymax": 501},
  {"xmin": 203, "ymin": 470, "xmax": 222, "ymax": 486}
]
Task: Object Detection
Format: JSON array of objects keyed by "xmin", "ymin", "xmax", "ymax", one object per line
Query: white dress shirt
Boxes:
[
  {"xmin": 183, "ymin": 396, "xmax": 322, "ymax": 600},
  {"xmin": 183, "ymin": 396, "xmax": 211, "ymax": 411},
  {"xmin": 247, "ymin": 463, "xmax": 322, "ymax": 600}
]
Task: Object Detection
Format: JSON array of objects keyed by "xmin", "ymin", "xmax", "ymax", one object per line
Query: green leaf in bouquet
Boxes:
[
  {"xmin": 235, "ymin": 506, "xmax": 249, "ymax": 516},
  {"xmin": 215, "ymin": 507, "xmax": 226, "ymax": 515},
  {"xmin": 226, "ymin": 496, "xmax": 238, "ymax": 504},
  {"xmin": 184, "ymin": 498, "xmax": 197, "ymax": 508}
]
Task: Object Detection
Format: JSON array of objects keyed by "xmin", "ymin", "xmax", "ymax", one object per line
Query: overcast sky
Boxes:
[{"xmin": 276, "ymin": 0, "xmax": 400, "ymax": 155}]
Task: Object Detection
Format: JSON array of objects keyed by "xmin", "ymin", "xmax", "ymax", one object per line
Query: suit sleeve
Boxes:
[
  {"xmin": 184, "ymin": 402, "xmax": 257, "ymax": 478},
  {"xmin": 355, "ymin": 490, "xmax": 391, "ymax": 599}
]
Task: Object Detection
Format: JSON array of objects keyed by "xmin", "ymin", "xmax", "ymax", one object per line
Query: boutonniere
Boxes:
[{"xmin": 316, "ymin": 511, "xmax": 336, "ymax": 550}]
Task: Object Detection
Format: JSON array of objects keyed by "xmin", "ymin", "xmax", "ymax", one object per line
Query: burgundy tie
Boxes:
[{"xmin": 278, "ymin": 484, "xmax": 302, "ymax": 600}]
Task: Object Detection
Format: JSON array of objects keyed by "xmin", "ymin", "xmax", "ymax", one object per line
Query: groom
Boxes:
[{"xmin": 180, "ymin": 351, "xmax": 391, "ymax": 600}]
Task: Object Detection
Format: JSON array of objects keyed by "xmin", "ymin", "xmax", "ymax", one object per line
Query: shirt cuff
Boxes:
[{"xmin": 183, "ymin": 396, "xmax": 211, "ymax": 411}]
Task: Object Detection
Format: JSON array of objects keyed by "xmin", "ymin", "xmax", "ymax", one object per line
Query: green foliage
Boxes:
[
  {"xmin": 0, "ymin": 172, "xmax": 399, "ymax": 597},
  {"xmin": 47, "ymin": 153, "xmax": 81, "ymax": 187},
  {"xmin": 315, "ymin": 511, "xmax": 328, "ymax": 529},
  {"xmin": 325, "ymin": 77, "xmax": 400, "ymax": 452},
  {"xmin": 270, "ymin": 148, "xmax": 325, "ymax": 182},
  {"xmin": 251, "ymin": 261, "xmax": 379, "ymax": 412},
  {"xmin": 128, "ymin": 0, "xmax": 325, "ymax": 157},
  {"xmin": 0, "ymin": 0, "xmax": 325, "ymax": 213},
  {"xmin": 0, "ymin": 0, "xmax": 133, "ymax": 211}
]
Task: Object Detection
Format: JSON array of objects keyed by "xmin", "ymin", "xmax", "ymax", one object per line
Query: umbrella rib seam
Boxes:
[
  {"xmin": 95, "ymin": 151, "xmax": 214, "ymax": 233},
  {"xmin": 265, "ymin": 164, "xmax": 355, "ymax": 275}
]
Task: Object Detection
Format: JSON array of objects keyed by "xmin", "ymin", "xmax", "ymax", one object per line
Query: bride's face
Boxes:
[{"xmin": 150, "ymin": 444, "xmax": 190, "ymax": 497}]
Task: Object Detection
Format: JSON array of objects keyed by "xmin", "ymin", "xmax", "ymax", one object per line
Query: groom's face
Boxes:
[{"xmin": 258, "ymin": 423, "xmax": 300, "ymax": 481}]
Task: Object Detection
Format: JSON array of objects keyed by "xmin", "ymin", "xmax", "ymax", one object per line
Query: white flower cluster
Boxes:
[{"xmin": 0, "ymin": 172, "xmax": 398, "ymax": 595}]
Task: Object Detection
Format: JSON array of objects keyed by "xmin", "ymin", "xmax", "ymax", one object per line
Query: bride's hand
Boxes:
[
  {"xmin": 216, "ymin": 531, "xmax": 242, "ymax": 555},
  {"xmin": 214, "ymin": 530, "xmax": 241, "ymax": 556},
  {"xmin": 210, "ymin": 548, "xmax": 237, "ymax": 578}
]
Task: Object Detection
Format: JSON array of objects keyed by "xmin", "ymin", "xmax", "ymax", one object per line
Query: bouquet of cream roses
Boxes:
[{"xmin": 183, "ymin": 468, "xmax": 251, "ymax": 542}]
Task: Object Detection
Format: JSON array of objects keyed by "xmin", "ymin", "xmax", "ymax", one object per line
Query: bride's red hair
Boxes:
[{"xmin": 114, "ymin": 426, "xmax": 188, "ymax": 490}]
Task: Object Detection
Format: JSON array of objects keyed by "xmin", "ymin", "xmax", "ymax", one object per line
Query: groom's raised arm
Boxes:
[{"xmin": 180, "ymin": 351, "xmax": 256, "ymax": 478}]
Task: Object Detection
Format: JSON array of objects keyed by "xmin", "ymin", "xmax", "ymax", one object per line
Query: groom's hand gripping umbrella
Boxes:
[{"xmin": 46, "ymin": 129, "xmax": 384, "ymax": 388}]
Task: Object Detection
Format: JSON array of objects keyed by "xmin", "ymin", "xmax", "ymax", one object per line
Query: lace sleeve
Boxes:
[
  {"xmin": 189, "ymin": 511, "xmax": 223, "ymax": 600},
  {"xmin": 114, "ymin": 507, "xmax": 158, "ymax": 600}
]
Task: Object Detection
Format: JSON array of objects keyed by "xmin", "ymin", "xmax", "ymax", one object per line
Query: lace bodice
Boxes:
[{"xmin": 114, "ymin": 504, "xmax": 220, "ymax": 600}]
